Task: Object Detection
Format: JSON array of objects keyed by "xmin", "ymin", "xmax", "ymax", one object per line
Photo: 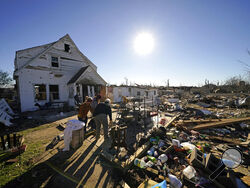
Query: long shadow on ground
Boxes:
[{"xmin": 3, "ymin": 137, "xmax": 119, "ymax": 188}]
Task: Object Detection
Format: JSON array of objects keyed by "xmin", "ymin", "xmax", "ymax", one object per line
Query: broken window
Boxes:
[
  {"xmin": 49, "ymin": 85, "xmax": 59, "ymax": 100},
  {"xmin": 137, "ymin": 91, "xmax": 140, "ymax": 96},
  {"xmin": 64, "ymin": 44, "xmax": 70, "ymax": 52},
  {"xmin": 51, "ymin": 56, "xmax": 59, "ymax": 67},
  {"xmin": 34, "ymin": 84, "xmax": 46, "ymax": 101}
]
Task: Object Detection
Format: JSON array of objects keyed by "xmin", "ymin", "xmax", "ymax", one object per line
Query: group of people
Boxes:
[{"xmin": 77, "ymin": 94, "xmax": 112, "ymax": 144}]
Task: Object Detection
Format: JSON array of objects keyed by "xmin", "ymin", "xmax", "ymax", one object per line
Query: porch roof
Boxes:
[
  {"xmin": 67, "ymin": 66, "xmax": 107, "ymax": 85},
  {"xmin": 68, "ymin": 66, "xmax": 89, "ymax": 84}
]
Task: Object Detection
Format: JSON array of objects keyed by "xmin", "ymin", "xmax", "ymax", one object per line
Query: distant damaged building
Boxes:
[{"xmin": 14, "ymin": 34, "xmax": 106, "ymax": 112}]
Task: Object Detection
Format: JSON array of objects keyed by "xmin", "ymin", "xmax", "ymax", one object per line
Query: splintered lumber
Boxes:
[
  {"xmin": 164, "ymin": 114, "xmax": 180, "ymax": 128},
  {"xmin": 121, "ymin": 141, "xmax": 151, "ymax": 169},
  {"xmin": 100, "ymin": 141, "xmax": 151, "ymax": 171},
  {"xmin": 179, "ymin": 119, "xmax": 221, "ymax": 125},
  {"xmin": 189, "ymin": 117, "xmax": 250, "ymax": 130},
  {"xmin": 145, "ymin": 167, "xmax": 170, "ymax": 183},
  {"xmin": 137, "ymin": 179, "xmax": 158, "ymax": 188},
  {"xmin": 45, "ymin": 161, "xmax": 84, "ymax": 187},
  {"xmin": 241, "ymin": 176, "xmax": 250, "ymax": 186},
  {"xmin": 208, "ymin": 136, "xmax": 247, "ymax": 146}
]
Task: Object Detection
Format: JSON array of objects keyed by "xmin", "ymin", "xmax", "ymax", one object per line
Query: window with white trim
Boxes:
[
  {"xmin": 64, "ymin": 44, "xmax": 70, "ymax": 52},
  {"xmin": 49, "ymin": 85, "xmax": 59, "ymax": 100},
  {"xmin": 34, "ymin": 84, "xmax": 47, "ymax": 101},
  {"xmin": 51, "ymin": 56, "xmax": 59, "ymax": 67}
]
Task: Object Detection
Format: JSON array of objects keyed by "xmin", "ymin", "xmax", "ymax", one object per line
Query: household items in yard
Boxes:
[{"xmin": 63, "ymin": 120, "xmax": 84, "ymax": 151}]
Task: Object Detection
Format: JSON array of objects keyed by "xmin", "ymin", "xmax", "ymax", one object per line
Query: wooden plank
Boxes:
[
  {"xmin": 190, "ymin": 117, "xmax": 250, "ymax": 130},
  {"xmin": 138, "ymin": 179, "xmax": 158, "ymax": 188},
  {"xmin": 208, "ymin": 136, "xmax": 242, "ymax": 145},
  {"xmin": 7, "ymin": 134, "xmax": 11, "ymax": 148},
  {"xmin": 209, "ymin": 136, "xmax": 250, "ymax": 146},
  {"xmin": 13, "ymin": 134, "xmax": 17, "ymax": 147},
  {"xmin": 241, "ymin": 176, "xmax": 250, "ymax": 186},
  {"xmin": 1, "ymin": 136, "xmax": 5, "ymax": 150},
  {"xmin": 164, "ymin": 114, "xmax": 180, "ymax": 128},
  {"xmin": 45, "ymin": 161, "xmax": 84, "ymax": 187},
  {"xmin": 179, "ymin": 119, "xmax": 221, "ymax": 125},
  {"xmin": 144, "ymin": 167, "xmax": 170, "ymax": 183},
  {"xmin": 121, "ymin": 141, "xmax": 151, "ymax": 169}
]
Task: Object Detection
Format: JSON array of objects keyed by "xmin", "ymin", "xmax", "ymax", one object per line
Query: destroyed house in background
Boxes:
[
  {"xmin": 13, "ymin": 34, "xmax": 106, "ymax": 112},
  {"xmin": 107, "ymin": 85, "xmax": 158, "ymax": 103}
]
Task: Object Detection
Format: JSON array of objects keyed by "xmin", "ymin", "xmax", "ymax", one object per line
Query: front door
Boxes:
[{"xmin": 82, "ymin": 84, "xmax": 88, "ymax": 101}]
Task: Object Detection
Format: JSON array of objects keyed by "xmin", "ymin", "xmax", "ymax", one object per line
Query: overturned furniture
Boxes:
[
  {"xmin": 110, "ymin": 125, "xmax": 127, "ymax": 152},
  {"xmin": 0, "ymin": 98, "xmax": 15, "ymax": 126},
  {"xmin": 0, "ymin": 133, "xmax": 26, "ymax": 161}
]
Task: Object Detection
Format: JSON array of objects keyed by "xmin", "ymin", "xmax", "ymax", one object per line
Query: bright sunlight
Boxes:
[{"xmin": 133, "ymin": 32, "xmax": 155, "ymax": 55}]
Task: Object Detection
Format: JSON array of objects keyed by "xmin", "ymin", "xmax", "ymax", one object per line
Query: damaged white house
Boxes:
[
  {"xmin": 14, "ymin": 34, "xmax": 107, "ymax": 112},
  {"xmin": 107, "ymin": 85, "xmax": 158, "ymax": 103}
]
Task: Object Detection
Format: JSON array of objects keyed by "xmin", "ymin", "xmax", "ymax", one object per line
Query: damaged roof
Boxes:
[
  {"xmin": 67, "ymin": 66, "xmax": 89, "ymax": 84},
  {"xmin": 14, "ymin": 34, "xmax": 97, "ymax": 75}
]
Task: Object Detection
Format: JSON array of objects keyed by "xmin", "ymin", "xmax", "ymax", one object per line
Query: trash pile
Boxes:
[
  {"xmin": 126, "ymin": 114, "xmax": 250, "ymax": 188},
  {"xmin": 98, "ymin": 93, "xmax": 250, "ymax": 187},
  {"xmin": 122, "ymin": 109, "xmax": 250, "ymax": 187}
]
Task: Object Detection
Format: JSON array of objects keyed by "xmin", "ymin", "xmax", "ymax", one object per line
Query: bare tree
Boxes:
[
  {"xmin": 0, "ymin": 70, "xmax": 13, "ymax": 87},
  {"xmin": 238, "ymin": 49, "xmax": 250, "ymax": 82}
]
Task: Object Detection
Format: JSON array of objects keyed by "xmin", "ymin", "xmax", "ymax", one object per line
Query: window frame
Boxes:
[
  {"xmin": 51, "ymin": 56, "xmax": 59, "ymax": 68},
  {"xmin": 64, "ymin": 44, "xmax": 70, "ymax": 52},
  {"xmin": 34, "ymin": 84, "xmax": 47, "ymax": 101},
  {"xmin": 49, "ymin": 85, "xmax": 60, "ymax": 101}
]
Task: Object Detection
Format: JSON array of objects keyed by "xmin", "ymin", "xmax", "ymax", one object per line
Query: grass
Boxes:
[
  {"xmin": 0, "ymin": 122, "xmax": 57, "ymax": 187},
  {"xmin": 0, "ymin": 141, "xmax": 44, "ymax": 186}
]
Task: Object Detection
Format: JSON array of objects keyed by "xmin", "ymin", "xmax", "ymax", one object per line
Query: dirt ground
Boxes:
[{"xmin": 1, "ymin": 110, "xmax": 125, "ymax": 188}]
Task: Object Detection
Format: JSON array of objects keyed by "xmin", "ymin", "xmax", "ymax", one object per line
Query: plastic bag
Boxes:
[{"xmin": 152, "ymin": 180, "xmax": 167, "ymax": 188}]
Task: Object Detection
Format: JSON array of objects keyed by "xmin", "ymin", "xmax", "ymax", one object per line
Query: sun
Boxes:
[{"xmin": 134, "ymin": 32, "xmax": 155, "ymax": 55}]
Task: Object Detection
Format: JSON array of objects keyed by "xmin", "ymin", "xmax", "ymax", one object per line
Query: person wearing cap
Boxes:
[
  {"xmin": 93, "ymin": 98, "xmax": 112, "ymax": 143},
  {"xmin": 78, "ymin": 97, "xmax": 93, "ymax": 133},
  {"xmin": 91, "ymin": 94, "xmax": 102, "ymax": 112}
]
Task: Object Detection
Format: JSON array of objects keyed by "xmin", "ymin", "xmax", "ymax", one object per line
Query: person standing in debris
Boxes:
[
  {"xmin": 78, "ymin": 97, "xmax": 93, "ymax": 133},
  {"xmin": 93, "ymin": 98, "xmax": 112, "ymax": 144},
  {"xmin": 74, "ymin": 94, "xmax": 80, "ymax": 106},
  {"xmin": 91, "ymin": 94, "xmax": 102, "ymax": 112},
  {"xmin": 85, "ymin": 96, "xmax": 89, "ymax": 102}
]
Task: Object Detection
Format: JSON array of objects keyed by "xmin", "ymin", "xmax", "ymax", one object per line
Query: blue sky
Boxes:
[{"xmin": 1, "ymin": 0, "xmax": 250, "ymax": 86}]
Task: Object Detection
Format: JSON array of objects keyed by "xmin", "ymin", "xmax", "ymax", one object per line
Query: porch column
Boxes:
[
  {"xmin": 46, "ymin": 84, "xmax": 49, "ymax": 102},
  {"xmin": 79, "ymin": 84, "xmax": 83, "ymax": 102},
  {"xmin": 87, "ymin": 85, "xmax": 91, "ymax": 97},
  {"xmin": 73, "ymin": 83, "xmax": 77, "ymax": 96},
  {"xmin": 92, "ymin": 86, "xmax": 95, "ymax": 97}
]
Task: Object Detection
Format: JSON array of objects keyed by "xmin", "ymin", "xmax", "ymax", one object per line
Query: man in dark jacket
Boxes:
[{"xmin": 93, "ymin": 98, "xmax": 112, "ymax": 142}]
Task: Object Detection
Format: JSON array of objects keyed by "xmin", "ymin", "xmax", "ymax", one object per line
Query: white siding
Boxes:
[
  {"xmin": 18, "ymin": 68, "xmax": 70, "ymax": 111},
  {"xmin": 15, "ymin": 35, "xmax": 105, "ymax": 112}
]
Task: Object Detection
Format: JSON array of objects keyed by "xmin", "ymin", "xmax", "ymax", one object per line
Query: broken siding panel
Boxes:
[
  {"xmin": 52, "ymin": 40, "xmax": 84, "ymax": 61},
  {"xmin": 77, "ymin": 68, "xmax": 106, "ymax": 85},
  {"xmin": 60, "ymin": 59, "xmax": 87, "ymax": 71},
  {"xmin": 16, "ymin": 45, "xmax": 48, "ymax": 69},
  {"xmin": 29, "ymin": 54, "xmax": 50, "ymax": 68},
  {"xmin": 18, "ymin": 68, "xmax": 70, "ymax": 112}
]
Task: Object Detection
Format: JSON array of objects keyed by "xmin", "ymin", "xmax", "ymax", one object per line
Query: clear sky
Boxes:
[{"xmin": 1, "ymin": 0, "xmax": 250, "ymax": 86}]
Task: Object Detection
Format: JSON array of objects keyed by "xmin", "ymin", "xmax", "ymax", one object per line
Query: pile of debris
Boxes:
[
  {"xmin": 100, "ymin": 93, "xmax": 250, "ymax": 188},
  {"xmin": 118, "ymin": 114, "xmax": 250, "ymax": 188}
]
